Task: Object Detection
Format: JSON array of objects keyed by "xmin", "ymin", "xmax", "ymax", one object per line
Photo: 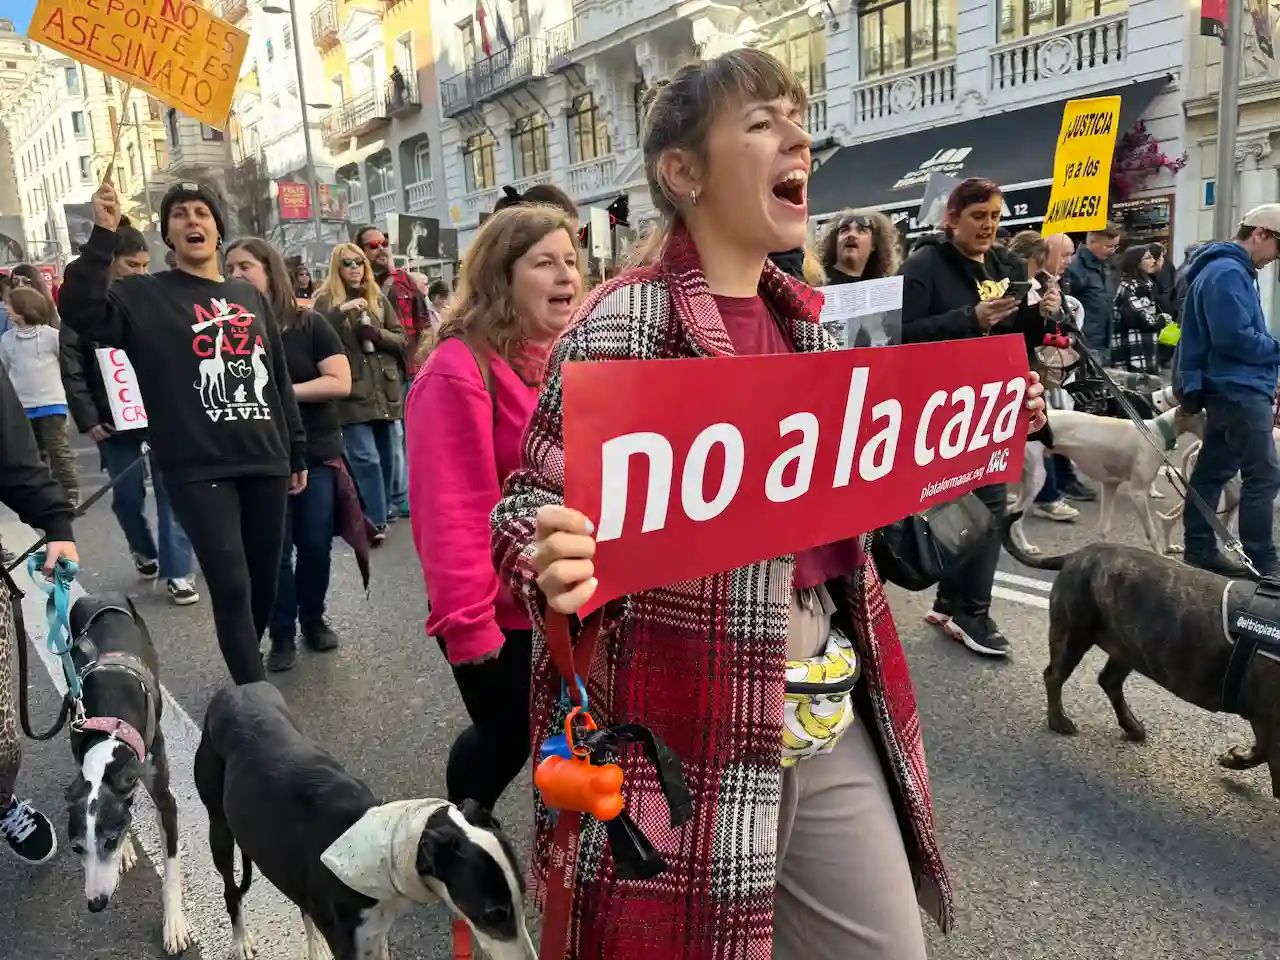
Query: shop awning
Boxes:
[{"xmin": 807, "ymin": 76, "xmax": 1171, "ymax": 224}]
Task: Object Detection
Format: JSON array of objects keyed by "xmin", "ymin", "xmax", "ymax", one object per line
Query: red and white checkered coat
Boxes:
[{"xmin": 491, "ymin": 227, "xmax": 954, "ymax": 959}]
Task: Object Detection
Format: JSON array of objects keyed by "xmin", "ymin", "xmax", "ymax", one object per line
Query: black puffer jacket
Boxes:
[
  {"xmin": 0, "ymin": 364, "xmax": 74, "ymax": 541},
  {"xmin": 900, "ymin": 234, "xmax": 1045, "ymax": 355}
]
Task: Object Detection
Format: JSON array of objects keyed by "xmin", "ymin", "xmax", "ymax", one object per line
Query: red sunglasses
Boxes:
[{"xmin": 362, "ymin": 239, "xmax": 389, "ymax": 250}]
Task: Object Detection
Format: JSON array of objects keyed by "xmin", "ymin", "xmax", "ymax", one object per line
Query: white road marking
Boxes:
[
  {"xmin": 994, "ymin": 571, "xmax": 1054, "ymax": 593},
  {"xmin": 992, "ymin": 584, "xmax": 1050, "ymax": 610},
  {"xmin": 6, "ymin": 522, "xmax": 309, "ymax": 959}
]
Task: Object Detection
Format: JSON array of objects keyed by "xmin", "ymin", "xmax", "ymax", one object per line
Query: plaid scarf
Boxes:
[{"xmin": 491, "ymin": 225, "xmax": 953, "ymax": 959}]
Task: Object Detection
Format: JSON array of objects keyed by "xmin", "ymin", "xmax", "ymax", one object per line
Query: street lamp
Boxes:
[{"xmin": 263, "ymin": 2, "xmax": 326, "ymax": 244}]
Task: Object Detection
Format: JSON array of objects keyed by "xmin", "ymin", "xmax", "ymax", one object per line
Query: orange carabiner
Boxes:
[{"xmin": 565, "ymin": 706, "xmax": 597, "ymax": 758}]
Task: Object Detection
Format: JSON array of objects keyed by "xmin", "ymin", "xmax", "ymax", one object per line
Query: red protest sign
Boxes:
[
  {"xmin": 278, "ymin": 182, "xmax": 312, "ymax": 221},
  {"xmin": 563, "ymin": 335, "xmax": 1029, "ymax": 614}
]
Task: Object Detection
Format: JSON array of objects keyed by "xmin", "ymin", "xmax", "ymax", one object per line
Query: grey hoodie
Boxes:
[{"xmin": 0, "ymin": 324, "xmax": 67, "ymax": 409}]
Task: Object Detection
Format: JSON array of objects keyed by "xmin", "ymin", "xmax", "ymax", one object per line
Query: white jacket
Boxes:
[{"xmin": 0, "ymin": 325, "xmax": 66, "ymax": 409}]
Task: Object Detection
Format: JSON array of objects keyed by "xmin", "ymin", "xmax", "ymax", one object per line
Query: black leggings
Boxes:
[
  {"xmin": 167, "ymin": 476, "xmax": 289, "ymax": 685},
  {"xmin": 441, "ymin": 628, "xmax": 533, "ymax": 811}
]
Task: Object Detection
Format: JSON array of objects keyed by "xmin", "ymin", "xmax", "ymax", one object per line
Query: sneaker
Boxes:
[
  {"xmin": 1032, "ymin": 499, "xmax": 1079, "ymax": 522},
  {"xmin": 301, "ymin": 619, "xmax": 341, "ymax": 653},
  {"xmin": 134, "ymin": 554, "xmax": 159, "ymax": 579},
  {"xmin": 166, "ymin": 577, "xmax": 200, "ymax": 606},
  {"xmin": 943, "ymin": 612, "xmax": 1011, "ymax": 658},
  {"xmin": 397, "ymin": 504, "xmax": 411, "ymax": 520},
  {"xmin": 924, "ymin": 599, "xmax": 954, "ymax": 627},
  {"xmin": 372, "ymin": 525, "xmax": 388, "ymax": 546},
  {"xmin": 266, "ymin": 636, "xmax": 298, "ymax": 673},
  {"xmin": 1059, "ymin": 478, "xmax": 1098, "ymax": 502},
  {"xmin": 1, "ymin": 796, "xmax": 57, "ymax": 865},
  {"xmin": 386, "ymin": 512, "xmax": 399, "ymax": 525}
]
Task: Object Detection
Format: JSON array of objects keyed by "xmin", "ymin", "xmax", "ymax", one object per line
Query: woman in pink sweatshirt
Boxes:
[{"xmin": 406, "ymin": 205, "xmax": 583, "ymax": 810}]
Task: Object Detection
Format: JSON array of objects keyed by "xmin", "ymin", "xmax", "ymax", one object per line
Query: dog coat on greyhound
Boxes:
[
  {"xmin": 321, "ymin": 799, "xmax": 453, "ymax": 902},
  {"xmin": 1223, "ymin": 578, "xmax": 1280, "ymax": 713}
]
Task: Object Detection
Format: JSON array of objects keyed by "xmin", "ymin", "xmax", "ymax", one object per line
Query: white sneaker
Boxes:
[
  {"xmin": 166, "ymin": 577, "xmax": 200, "ymax": 606},
  {"xmin": 1033, "ymin": 500, "xmax": 1079, "ymax": 522}
]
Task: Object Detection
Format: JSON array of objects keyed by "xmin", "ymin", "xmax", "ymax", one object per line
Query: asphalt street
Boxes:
[{"xmin": 1, "ymin": 438, "xmax": 1278, "ymax": 959}]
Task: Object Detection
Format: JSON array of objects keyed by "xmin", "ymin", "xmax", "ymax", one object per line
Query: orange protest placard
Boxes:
[{"xmin": 29, "ymin": 0, "xmax": 248, "ymax": 129}]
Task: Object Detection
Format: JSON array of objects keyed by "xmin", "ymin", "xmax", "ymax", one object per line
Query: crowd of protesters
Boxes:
[{"xmin": 0, "ymin": 42, "xmax": 1248, "ymax": 960}]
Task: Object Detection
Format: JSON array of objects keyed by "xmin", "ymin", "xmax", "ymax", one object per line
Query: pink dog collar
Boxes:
[{"xmin": 75, "ymin": 716, "xmax": 147, "ymax": 762}]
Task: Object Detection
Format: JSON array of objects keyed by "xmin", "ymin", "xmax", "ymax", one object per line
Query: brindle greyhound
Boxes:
[{"xmin": 1001, "ymin": 512, "xmax": 1280, "ymax": 798}]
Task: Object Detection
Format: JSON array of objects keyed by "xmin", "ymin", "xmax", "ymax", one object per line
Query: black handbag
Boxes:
[{"xmin": 871, "ymin": 492, "xmax": 996, "ymax": 592}]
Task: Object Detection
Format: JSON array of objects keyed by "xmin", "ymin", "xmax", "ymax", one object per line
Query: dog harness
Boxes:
[
  {"xmin": 67, "ymin": 604, "xmax": 160, "ymax": 762},
  {"xmin": 1220, "ymin": 577, "xmax": 1280, "ymax": 714}
]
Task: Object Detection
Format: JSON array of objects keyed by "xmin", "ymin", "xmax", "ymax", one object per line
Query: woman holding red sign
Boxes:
[{"xmin": 492, "ymin": 49, "xmax": 1046, "ymax": 960}]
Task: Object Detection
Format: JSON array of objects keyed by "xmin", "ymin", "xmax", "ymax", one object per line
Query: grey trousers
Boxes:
[
  {"xmin": 0, "ymin": 582, "xmax": 20, "ymax": 806},
  {"xmin": 774, "ymin": 718, "xmax": 929, "ymax": 960}
]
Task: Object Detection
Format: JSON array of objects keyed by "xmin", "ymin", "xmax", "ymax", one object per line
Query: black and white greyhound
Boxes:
[
  {"xmin": 196, "ymin": 682, "xmax": 536, "ymax": 960},
  {"xmin": 63, "ymin": 595, "xmax": 190, "ymax": 954}
]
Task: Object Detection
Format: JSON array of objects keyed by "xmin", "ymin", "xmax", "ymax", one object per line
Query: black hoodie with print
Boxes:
[
  {"xmin": 900, "ymin": 234, "xmax": 1045, "ymax": 355},
  {"xmin": 59, "ymin": 226, "xmax": 305, "ymax": 484}
]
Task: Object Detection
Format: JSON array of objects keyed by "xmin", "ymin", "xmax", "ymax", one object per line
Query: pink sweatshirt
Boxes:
[{"xmin": 406, "ymin": 337, "xmax": 539, "ymax": 664}]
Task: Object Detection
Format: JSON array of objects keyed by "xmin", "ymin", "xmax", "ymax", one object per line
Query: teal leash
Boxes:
[{"xmin": 25, "ymin": 552, "xmax": 84, "ymax": 708}]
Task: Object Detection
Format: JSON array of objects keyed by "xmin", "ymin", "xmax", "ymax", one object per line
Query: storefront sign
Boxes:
[
  {"xmin": 318, "ymin": 182, "xmax": 349, "ymax": 222},
  {"xmin": 95, "ymin": 348, "xmax": 147, "ymax": 431},
  {"xmin": 277, "ymin": 182, "xmax": 312, "ymax": 221},
  {"xmin": 1041, "ymin": 96, "xmax": 1122, "ymax": 236},
  {"xmin": 562, "ymin": 336, "xmax": 1030, "ymax": 613},
  {"xmin": 1202, "ymin": 0, "xmax": 1226, "ymax": 40},
  {"xmin": 29, "ymin": 0, "xmax": 249, "ymax": 129}
]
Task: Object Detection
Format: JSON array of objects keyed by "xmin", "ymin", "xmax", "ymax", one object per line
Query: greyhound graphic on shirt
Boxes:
[{"xmin": 191, "ymin": 298, "xmax": 273, "ymax": 423}]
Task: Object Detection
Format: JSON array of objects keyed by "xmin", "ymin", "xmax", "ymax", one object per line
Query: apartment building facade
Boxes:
[
  {"xmin": 0, "ymin": 20, "xmax": 41, "ymax": 223},
  {"xmin": 2, "ymin": 54, "xmax": 168, "ymax": 264},
  {"xmin": 1182, "ymin": 1, "xmax": 1280, "ymax": 323},
  {"xmin": 429, "ymin": 0, "xmax": 1185, "ymax": 257},
  {"xmin": 311, "ymin": 0, "xmax": 450, "ymax": 240}
]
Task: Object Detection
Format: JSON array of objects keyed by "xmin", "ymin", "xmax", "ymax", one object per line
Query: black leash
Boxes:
[
  {"xmin": 2, "ymin": 447, "xmax": 148, "ymax": 740},
  {"xmin": 1069, "ymin": 339, "xmax": 1260, "ymax": 579}
]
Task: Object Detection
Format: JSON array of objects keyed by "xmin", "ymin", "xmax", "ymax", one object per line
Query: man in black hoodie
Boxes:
[
  {"xmin": 60, "ymin": 181, "xmax": 305, "ymax": 686},
  {"xmin": 60, "ymin": 219, "xmax": 200, "ymax": 606},
  {"xmin": 0, "ymin": 363, "xmax": 76, "ymax": 866},
  {"xmin": 901, "ymin": 178, "xmax": 1050, "ymax": 659}
]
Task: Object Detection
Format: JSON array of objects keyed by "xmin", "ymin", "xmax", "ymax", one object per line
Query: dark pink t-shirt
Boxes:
[{"xmin": 713, "ymin": 295, "xmax": 864, "ymax": 590}]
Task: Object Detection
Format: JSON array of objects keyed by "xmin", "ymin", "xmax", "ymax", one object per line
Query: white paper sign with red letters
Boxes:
[{"xmin": 96, "ymin": 348, "xmax": 148, "ymax": 431}]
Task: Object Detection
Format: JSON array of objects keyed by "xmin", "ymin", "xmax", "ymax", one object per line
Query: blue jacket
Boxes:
[
  {"xmin": 1064, "ymin": 245, "xmax": 1111, "ymax": 357},
  {"xmin": 1178, "ymin": 241, "xmax": 1280, "ymax": 403}
]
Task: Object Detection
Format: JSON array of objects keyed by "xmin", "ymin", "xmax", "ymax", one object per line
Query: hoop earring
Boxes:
[{"xmin": 690, "ymin": 189, "xmax": 698, "ymax": 207}]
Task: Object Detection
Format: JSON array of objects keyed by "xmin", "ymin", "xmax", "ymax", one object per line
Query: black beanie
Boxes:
[{"xmin": 160, "ymin": 181, "xmax": 227, "ymax": 248}]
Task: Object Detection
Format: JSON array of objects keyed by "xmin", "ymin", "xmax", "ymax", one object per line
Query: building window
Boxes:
[
  {"xmin": 166, "ymin": 108, "xmax": 180, "ymax": 146},
  {"xmin": 760, "ymin": 16, "xmax": 828, "ymax": 96},
  {"xmin": 511, "ymin": 113, "xmax": 549, "ymax": 180},
  {"xmin": 283, "ymin": 24, "xmax": 293, "ymax": 49},
  {"xmin": 64, "ymin": 66, "xmax": 79, "ymax": 94},
  {"xmin": 512, "ymin": 0, "xmax": 530, "ymax": 40},
  {"xmin": 567, "ymin": 93, "xmax": 611, "ymax": 165},
  {"xmin": 459, "ymin": 18, "xmax": 476, "ymax": 66},
  {"xmin": 79, "ymin": 156, "xmax": 92, "ymax": 181},
  {"xmin": 858, "ymin": 0, "xmax": 957, "ymax": 79},
  {"xmin": 104, "ymin": 75, "xmax": 113, "ymax": 94},
  {"xmin": 202, "ymin": 124, "xmax": 224, "ymax": 141},
  {"xmin": 396, "ymin": 33, "xmax": 414, "ymax": 76},
  {"xmin": 998, "ymin": 0, "xmax": 1125, "ymax": 42},
  {"xmin": 4, "ymin": 60, "xmax": 14, "ymax": 69},
  {"xmin": 154, "ymin": 141, "xmax": 165, "ymax": 170},
  {"xmin": 127, "ymin": 144, "xmax": 137, "ymax": 179},
  {"xmin": 148, "ymin": 96, "xmax": 161, "ymax": 120},
  {"xmin": 367, "ymin": 151, "xmax": 395, "ymax": 196},
  {"xmin": 412, "ymin": 138, "xmax": 431, "ymax": 183},
  {"xmin": 462, "ymin": 132, "xmax": 496, "ymax": 193}
]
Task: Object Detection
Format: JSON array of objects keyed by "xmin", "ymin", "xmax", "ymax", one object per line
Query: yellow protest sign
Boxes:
[
  {"xmin": 1040, "ymin": 95, "xmax": 1122, "ymax": 237},
  {"xmin": 29, "ymin": 0, "xmax": 248, "ymax": 130}
]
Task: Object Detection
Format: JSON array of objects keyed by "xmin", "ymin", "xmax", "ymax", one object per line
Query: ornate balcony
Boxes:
[
  {"xmin": 311, "ymin": 0, "xmax": 339, "ymax": 52},
  {"xmin": 406, "ymin": 179, "xmax": 435, "ymax": 212},
  {"xmin": 990, "ymin": 13, "xmax": 1127, "ymax": 93},
  {"xmin": 320, "ymin": 89, "xmax": 390, "ymax": 145}
]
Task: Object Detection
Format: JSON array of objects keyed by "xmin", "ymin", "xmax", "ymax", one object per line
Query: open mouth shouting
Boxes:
[
  {"xmin": 771, "ymin": 169, "xmax": 808, "ymax": 214},
  {"xmin": 183, "ymin": 229, "xmax": 208, "ymax": 249}
]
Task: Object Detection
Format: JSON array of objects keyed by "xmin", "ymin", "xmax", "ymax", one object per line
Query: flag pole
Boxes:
[
  {"xmin": 1212, "ymin": 0, "xmax": 1244, "ymax": 238},
  {"xmin": 102, "ymin": 80, "xmax": 136, "ymax": 187}
]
